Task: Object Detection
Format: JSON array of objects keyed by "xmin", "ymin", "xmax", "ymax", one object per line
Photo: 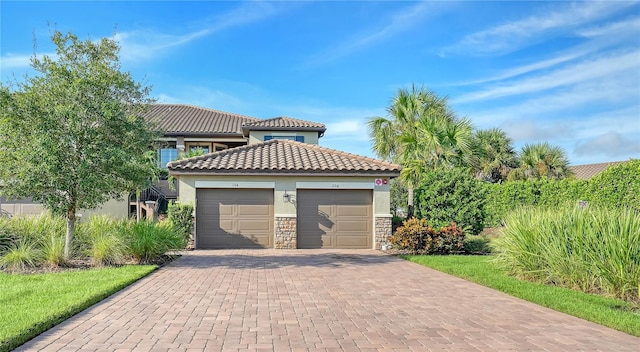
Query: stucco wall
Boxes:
[
  {"xmin": 176, "ymin": 175, "xmax": 392, "ymax": 216},
  {"xmin": 248, "ymin": 131, "xmax": 320, "ymax": 145}
]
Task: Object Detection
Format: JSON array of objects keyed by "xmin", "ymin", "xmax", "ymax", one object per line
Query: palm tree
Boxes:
[
  {"xmin": 368, "ymin": 85, "xmax": 471, "ymax": 217},
  {"xmin": 510, "ymin": 142, "xmax": 572, "ymax": 180},
  {"xmin": 470, "ymin": 128, "xmax": 517, "ymax": 183}
]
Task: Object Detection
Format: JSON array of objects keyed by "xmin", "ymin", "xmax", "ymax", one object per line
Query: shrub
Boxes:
[
  {"xmin": 432, "ymin": 222, "xmax": 465, "ymax": 254},
  {"xmin": 484, "ymin": 160, "xmax": 639, "ymax": 226},
  {"xmin": 390, "ymin": 218, "xmax": 466, "ymax": 255},
  {"xmin": 414, "ymin": 168, "xmax": 486, "ymax": 235},
  {"xmin": 496, "ymin": 205, "xmax": 640, "ymax": 301},
  {"xmin": 0, "ymin": 240, "xmax": 42, "ymax": 272},
  {"xmin": 122, "ymin": 220, "xmax": 186, "ymax": 264},
  {"xmin": 463, "ymin": 235, "xmax": 492, "ymax": 254},
  {"xmin": 389, "ymin": 218, "xmax": 434, "ymax": 253},
  {"xmin": 167, "ymin": 202, "xmax": 194, "ymax": 240},
  {"xmin": 588, "ymin": 159, "xmax": 640, "ymax": 211}
]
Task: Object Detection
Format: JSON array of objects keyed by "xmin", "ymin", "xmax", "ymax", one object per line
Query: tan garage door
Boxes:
[
  {"xmin": 297, "ymin": 189, "xmax": 372, "ymax": 249},
  {"xmin": 196, "ymin": 189, "xmax": 274, "ymax": 249}
]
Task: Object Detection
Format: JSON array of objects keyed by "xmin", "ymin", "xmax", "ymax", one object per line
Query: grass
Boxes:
[
  {"xmin": 0, "ymin": 265, "xmax": 157, "ymax": 352},
  {"xmin": 404, "ymin": 255, "xmax": 640, "ymax": 337}
]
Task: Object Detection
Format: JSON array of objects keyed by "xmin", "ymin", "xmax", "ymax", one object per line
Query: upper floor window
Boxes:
[
  {"xmin": 158, "ymin": 148, "xmax": 178, "ymax": 168},
  {"xmin": 264, "ymin": 135, "xmax": 304, "ymax": 142}
]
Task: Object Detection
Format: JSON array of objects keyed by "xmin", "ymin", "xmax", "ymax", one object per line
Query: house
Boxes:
[
  {"xmin": 2, "ymin": 104, "xmax": 400, "ymax": 249},
  {"xmin": 568, "ymin": 161, "xmax": 626, "ymax": 180},
  {"xmin": 167, "ymin": 139, "xmax": 400, "ymax": 249}
]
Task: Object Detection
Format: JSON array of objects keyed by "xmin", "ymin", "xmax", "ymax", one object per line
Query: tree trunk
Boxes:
[
  {"xmin": 64, "ymin": 205, "xmax": 76, "ymax": 259},
  {"xmin": 407, "ymin": 187, "xmax": 415, "ymax": 218}
]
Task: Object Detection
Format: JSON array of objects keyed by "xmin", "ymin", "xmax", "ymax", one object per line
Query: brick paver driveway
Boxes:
[{"xmin": 19, "ymin": 250, "xmax": 640, "ymax": 351}]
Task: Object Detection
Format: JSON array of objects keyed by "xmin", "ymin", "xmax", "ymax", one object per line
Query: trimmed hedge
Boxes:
[
  {"xmin": 414, "ymin": 168, "xmax": 487, "ymax": 235},
  {"xmin": 484, "ymin": 160, "xmax": 639, "ymax": 227}
]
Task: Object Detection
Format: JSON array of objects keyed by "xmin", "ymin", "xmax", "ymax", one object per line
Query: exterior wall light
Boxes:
[{"xmin": 283, "ymin": 192, "xmax": 290, "ymax": 203}]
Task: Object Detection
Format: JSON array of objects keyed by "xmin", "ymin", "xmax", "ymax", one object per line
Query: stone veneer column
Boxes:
[
  {"xmin": 275, "ymin": 217, "xmax": 297, "ymax": 249},
  {"xmin": 374, "ymin": 216, "xmax": 393, "ymax": 250}
]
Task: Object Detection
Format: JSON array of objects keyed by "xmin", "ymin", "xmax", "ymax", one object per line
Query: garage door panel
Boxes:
[
  {"xmin": 218, "ymin": 219, "xmax": 235, "ymax": 231},
  {"xmin": 238, "ymin": 219, "xmax": 272, "ymax": 231},
  {"xmin": 337, "ymin": 220, "xmax": 371, "ymax": 232},
  {"xmin": 297, "ymin": 189, "xmax": 372, "ymax": 249},
  {"xmin": 237, "ymin": 204, "xmax": 272, "ymax": 216},
  {"xmin": 336, "ymin": 235, "xmax": 370, "ymax": 247},
  {"xmin": 218, "ymin": 205, "xmax": 234, "ymax": 216},
  {"xmin": 336, "ymin": 205, "xmax": 370, "ymax": 217},
  {"xmin": 318, "ymin": 235, "xmax": 333, "ymax": 247},
  {"xmin": 196, "ymin": 189, "xmax": 273, "ymax": 249}
]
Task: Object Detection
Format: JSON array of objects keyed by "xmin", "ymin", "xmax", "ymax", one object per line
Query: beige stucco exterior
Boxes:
[
  {"xmin": 248, "ymin": 131, "xmax": 320, "ymax": 145},
  {"xmin": 175, "ymin": 174, "xmax": 392, "ymax": 217}
]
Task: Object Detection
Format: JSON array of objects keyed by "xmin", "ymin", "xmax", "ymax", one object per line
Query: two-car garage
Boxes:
[{"xmin": 195, "ymin": 188, "xmax": 373, "ymax": 249}]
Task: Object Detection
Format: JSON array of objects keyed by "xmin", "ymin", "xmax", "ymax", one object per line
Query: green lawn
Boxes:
[
  {"xmin": 0, "ymin": 265, "xmax": 157, "ymax": 352},
  {"xmin": 404, "ymin": 255, "xmax": 640, "ymax": 337}
]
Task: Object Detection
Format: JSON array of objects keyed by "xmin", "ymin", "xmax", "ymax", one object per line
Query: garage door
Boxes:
[
  {"xmin": 196, "ymin": 189, "xmax": 274, "ymax": 249},
  {"xmin": 297, "ymin": 189, "xmax": 372, "ymax": 249}
]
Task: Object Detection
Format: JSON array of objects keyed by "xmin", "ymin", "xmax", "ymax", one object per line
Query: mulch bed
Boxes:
[{"xmin": 1, "ymin": 255, "xmax": 180, "ymax": 275}]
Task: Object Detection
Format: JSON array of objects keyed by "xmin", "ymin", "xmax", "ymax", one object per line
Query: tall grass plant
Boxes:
[
  {"xmin": 496, "ymin": 205, "xmax": 640, "ymax": 301},
  {"xmin": 0, "ymin": 240, "xmax": 42, "ymax": 272},
  {"xmin": 122, "ymin": 220, "xmax": 186, "ymax": 264},
  {"xmin": 77, "ymin": 216, "xmax": 127, "ymax": 266}
]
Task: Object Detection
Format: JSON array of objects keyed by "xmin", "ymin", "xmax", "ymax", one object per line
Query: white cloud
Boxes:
[
  {"xmin": 577, "ymin": 16, "xmax": 640, "ymax": 37},
  {"xmin": 452, "ymin": 20, "xmax": 640, "ymax": 86},
  {"xmin": 0, "ymin": 52, "xmax": 57, "ymax": 71},
  {"xmin": 442, "ymin": 1, "xmax": 635, "ymax": 56},
  {"xmin": 453, "ymin": 50, "xmax": 640, "ymax": 104},
  {"xmin": 574, "ymin": 131, "xmax": 640, "ymax": 157},
  {"xmin": 116, "ymin": 1, "xmax": 282, "ymax": 62}
]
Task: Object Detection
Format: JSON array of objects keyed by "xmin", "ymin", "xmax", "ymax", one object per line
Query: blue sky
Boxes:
[{"xmin": 2, "ymin": 1, "xmax": 639, "ymax": 165}]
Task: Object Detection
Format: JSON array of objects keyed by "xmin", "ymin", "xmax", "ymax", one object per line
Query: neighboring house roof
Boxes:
[
  {"xmin": 143, "ymin": 104, "xmax": 259, "ymax": 137},
  {"xmin": 569, "ymin": 161, "xmax": 626, "ymax": 180},
  {"xmin": 242, "ymin": 117, "xmax": 326, "ymax": 134},
  {"xmin": 167, "ymin": 139, "xmax": 401, "ymax": 176}
]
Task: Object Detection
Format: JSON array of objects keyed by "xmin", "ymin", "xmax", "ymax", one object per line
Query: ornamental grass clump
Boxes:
[
  {"xmin": 122, "ymin": 220, "xmax": 186, "ymax": 264},
  {"xmin": 0, "ymin": 239, "xmax": 42, "ymax": 272},
  {"xmin": 496, "ymin": 205, "xmax": 640, "ymax": 301},
  {"xmin": 78, "ymin": 216, "xmax": 128, "ymax": 266}
]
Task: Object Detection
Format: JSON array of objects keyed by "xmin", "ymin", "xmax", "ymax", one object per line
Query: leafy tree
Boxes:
[
  {"xmin": 0, "ymin": 31, "xmax": 159, "ymax": 258},
  {"xmin": 509, "ymin": 142, "xmax": 572, "ymax": 180},
  {"xmin": 470, "ymin": 128, "xmax": 517, "ymax": 182},
  {"xmin": 368, "ymin": 85, "xmax": 471, "ymax": 216}
]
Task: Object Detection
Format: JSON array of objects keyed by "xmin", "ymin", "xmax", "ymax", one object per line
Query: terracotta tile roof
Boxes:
[
  {"xmin": 569, "ymin": 161, "xmax": 626, "ymax": 180},
  {"xmin": 143, "ymin": 104, "xmax": 259, "ymax": 136},
  {"xmin": 242, "ymin": 117, "xmax": 326, "ymax": 132},
  {"xmin": 167, "ymin": 139, "xmax": 401, "ymax": 176}
]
